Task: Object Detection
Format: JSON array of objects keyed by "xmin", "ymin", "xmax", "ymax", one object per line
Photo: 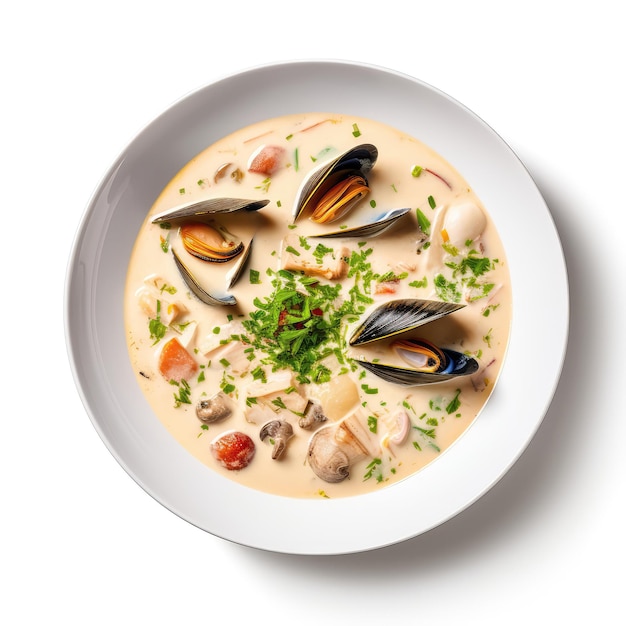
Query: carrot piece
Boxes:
[{"xmin": 158, "ymin": 337, "xmax": 198, "ymax": 382}]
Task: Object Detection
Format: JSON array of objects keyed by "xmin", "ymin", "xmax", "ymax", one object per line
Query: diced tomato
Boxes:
[
  {"xmin": 210, "ymin": 431, "xmax": 256, "ymax": 471},
  {"xmin": 375, "ymin": 281, "xmax": 399, "ymax": 295},
  {"xmin": 158, "ymin": 337, "xmax": 198, "ymax": 382},
  {"xmin": 248, "ymin": 145, "xmax": 285, "ymax": 175}
]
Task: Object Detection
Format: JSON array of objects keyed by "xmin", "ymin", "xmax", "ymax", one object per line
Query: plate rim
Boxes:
[{"xmin": 64, "ymin": 58, "xmax": 569, "ymax": 555}]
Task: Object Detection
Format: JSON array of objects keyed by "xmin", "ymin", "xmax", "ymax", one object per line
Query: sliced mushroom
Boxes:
[
  {"xmin": 196, "ymin": 391, "xmax": 232, "ymax": 424},
  {"xmin": 299, "ymin": 401, "xmax": 328, "ymax": 430},
  {"xmin": 259, "ymin": 420, "xmax": 294, "ymax": 460}
]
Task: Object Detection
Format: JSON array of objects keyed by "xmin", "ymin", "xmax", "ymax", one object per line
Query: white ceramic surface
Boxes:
[{"xmin": 64, "ymin": 60, "xmax": 568, "ymax": 555}]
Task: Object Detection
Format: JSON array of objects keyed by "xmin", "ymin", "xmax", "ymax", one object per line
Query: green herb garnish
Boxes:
[
  {"xmin": 416, "ymin": 208, "xmax": 431, "ymax": 235},
  {"xmin": 250, "ymin": 269, "xmax": 261, "ymax": 284},
  {"xmin": 445, "ymin": 389, "xmax": 461, "ymax": 414},
  {"xmin": 148, "ymin": 300, "xmax": 167, "ymax": 345},
  {"xmin": 172, "ymin": 379, "xmax": 192, "ymax": 407}
]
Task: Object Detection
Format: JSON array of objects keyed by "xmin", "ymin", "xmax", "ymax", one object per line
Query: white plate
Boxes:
[{"xmin": 65, "ymin": 60, "xmax": 568, "ymax": 555}]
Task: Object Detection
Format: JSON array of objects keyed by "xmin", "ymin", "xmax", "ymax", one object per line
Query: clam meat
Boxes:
[{"xmin": 307, "ymin": 412, "xmax": 379, "ymax": 483}]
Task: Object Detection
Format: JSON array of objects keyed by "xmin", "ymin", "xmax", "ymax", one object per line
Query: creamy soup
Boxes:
[{"xmin": 124, "ymin": 113, "xmax": 511, "ymax": 499}]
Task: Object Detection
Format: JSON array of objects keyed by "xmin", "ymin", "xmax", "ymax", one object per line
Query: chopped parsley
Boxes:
[
  {"xmin": 409, "ymin": 277, "xmax": 428, "ymax": 289},
  {"xmin": 445, "ymin": 389, "xmax": 461, "ymax": 414},
  {"xmin": 416, "ymin": 208, "xmax": 431, "ymax": 235},
  {"xmin": 363, "ymin": 458, "xmax": 382, "ymax": 481},
  {"xmin": 172, "ymin": 379, "xmax": 192, "ymax": 407},
  {"xmin": 255, "ymin": 177, "xmax": 271, "ymax": 193},
  {"xmin": 433, "ymin": 240, "xmax": 499, "ymax": 303},
  {"xmin": 148, "ymin": 300, "xmax": 167, "ymax": 345},
  {"xmin": 434, "ymin": 273, "xmax": 463, "ymax": 303},
  {"xmin": 241, "ymin": 267, "xmax": 371, "ymax": 383},
  {"xmin": 377, "ymin": 271, "xmax": 408, "ymax": 283},
  {"xmin": 367, "ymin": 415, "xmax": 378, "ymax": 433},
  {"xmin": 312, "ymin": 243, "xmax": 334, "ymax": 264},
  {"xmin": 361, "ymin": 383, "xmax": 378, "ymax": 394}
]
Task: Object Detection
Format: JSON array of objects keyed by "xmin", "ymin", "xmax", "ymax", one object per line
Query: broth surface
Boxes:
[{"xmin": 124, "ymin": 113, "xmax": 511, "ymax": 499}]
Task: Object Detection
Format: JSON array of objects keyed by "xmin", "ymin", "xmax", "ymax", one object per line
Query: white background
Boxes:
[{"xmin": 2, "ymin": 1, "xmax": 624, "ymax": 623}]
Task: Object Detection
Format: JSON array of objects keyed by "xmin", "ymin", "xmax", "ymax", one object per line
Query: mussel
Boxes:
[
  {"xmin": 171, "ymin": 248, "xmax": 236, "ymax": 306},
  {"xmin": 305, "ymin": 207, "xmax": 410, "ymax": 239},
  {"xmin": 179, "ymin": 221, "xmax": 243, "ymax": 263},
  {"xmin": 349, "ymin": 299, "xmax": 465, "ymax": 346},
  {"xmin": 225, "ymin": 236, "xmax": 254, "ymax": 290},
  {"xmin": 292, "ymin": 144, "xmax": 378, "ymax": 223},
  {"xmin": 151, "ymin": 197, "xmax": 269, "ymax": 224},
  {"xmin": 356, "ymin": 338, "xmax": 478, "ymax": 386},
  {"xmin": 355, "ymin": 352, "xmax": 477, "ymax": 386},
  {"xmin": 349, "ymin": 299, "xmax": 479, "ymax": 386}
]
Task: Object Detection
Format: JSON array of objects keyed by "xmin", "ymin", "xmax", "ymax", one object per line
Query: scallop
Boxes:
[{"xmin": 441, "ymin": 203, "xmax": 487, "ymax": 247}]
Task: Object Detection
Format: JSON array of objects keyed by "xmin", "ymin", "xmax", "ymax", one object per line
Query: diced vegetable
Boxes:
[
  {"xmin": 158, "ymin": 337, "xmax": 198, "ymax": 382},
  {"xmin": 210, "ymin": 431, "xmax": 256, "ymax": 470}
]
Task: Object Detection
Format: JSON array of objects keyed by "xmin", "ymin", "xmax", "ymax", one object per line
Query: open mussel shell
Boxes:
[
  {"xmin": 171, "ymin": 248, "xmax": 236, "ymax": 306},
  {"xmin": 180, "ymin": 221, "xmax": 243, "ymax": 263},
  {"xmin": 349, "ymin": 299, "xmax": 466, "ymax": 346},
  {"xmin": 151, "ymin": 197, "xmax": 269, "ymax": 224},
  {"xmin": 292, "ymin": 144, "xmax": 378, "ymax": 223},
  {"xmin": 305, "ymin": 207, "xmax": 410, "ymax": 239},
  {"xmin": 225, "ymin": 237, "xmax": 254, "ymax": 290},
  {"xmin": 309, "ymin": 173, "xmax": 369, "ymax": 224},
  {"xmin": 355, "ymin": 349, "xmax": 479, "ymax": 386}
]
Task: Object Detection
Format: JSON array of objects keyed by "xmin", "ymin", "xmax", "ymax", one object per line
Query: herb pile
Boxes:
[
  {"xmin": 240, "ymin": 235, "xmax": 409, "ymax": 384},
  {"xmin": 242, "ymin": 268, "xmax": 365, "ymax": 384}
]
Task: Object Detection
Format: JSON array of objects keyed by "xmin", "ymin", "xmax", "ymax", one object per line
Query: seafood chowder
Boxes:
[{"xmin": 124, "ymin": 113, "xmax": 511, "ymax": 499}]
